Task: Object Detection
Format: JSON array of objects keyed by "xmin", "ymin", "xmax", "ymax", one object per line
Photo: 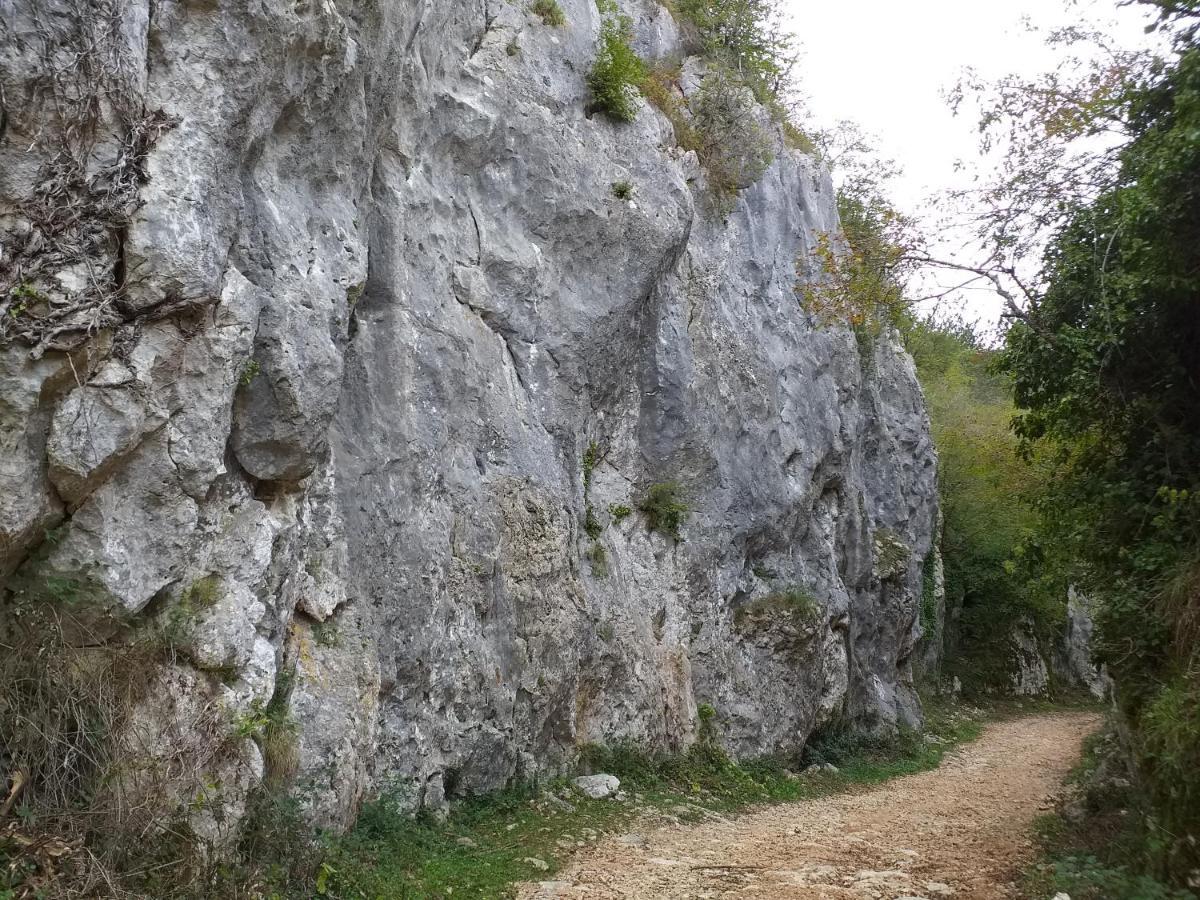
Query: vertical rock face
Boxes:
[
  {"xmin": 1053, "ymin": 588, "xmax": 1111, "ymax": 699},
  {"xmin": 0, "ymin": 0, "xmax": 938, "ymax": 831}
]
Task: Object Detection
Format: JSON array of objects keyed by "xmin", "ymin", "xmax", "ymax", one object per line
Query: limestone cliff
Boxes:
[{"xmin": 0, "ymin": 0, "xmax": 939, "ymax": 833}]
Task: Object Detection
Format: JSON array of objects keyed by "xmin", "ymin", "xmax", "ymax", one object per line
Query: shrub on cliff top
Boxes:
[{"xmin": 588, "ymin": 0, "xmax": 646, "ymax": 122}]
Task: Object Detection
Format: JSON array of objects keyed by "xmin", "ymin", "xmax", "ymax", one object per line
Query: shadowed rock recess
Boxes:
[{"xmin": 0, "ymin": 0, "xmax": 939, "ymax": 836}]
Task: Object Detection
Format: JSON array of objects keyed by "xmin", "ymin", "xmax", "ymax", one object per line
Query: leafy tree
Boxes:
[{"xmin": 996, "ymin": 4, "xmax": 1200, "ymax": 879}]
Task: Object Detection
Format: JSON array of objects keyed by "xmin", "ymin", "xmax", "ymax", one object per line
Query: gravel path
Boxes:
[{"xmin": 518, "ymin": 712, "xmax": 1100, "ymax": 900}]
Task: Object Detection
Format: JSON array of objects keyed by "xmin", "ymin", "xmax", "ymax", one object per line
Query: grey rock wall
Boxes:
[{"xmin": 0, "ymin": 0, "xmax": 938, "ymax": 833}]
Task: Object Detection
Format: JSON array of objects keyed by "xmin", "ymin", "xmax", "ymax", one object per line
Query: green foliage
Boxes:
[
  {"xmin": 781, "ymin": 119, "xmax": 817, "ymax": 154},
  {"xmin": 907, "ymin": 319, "xmax": 1057, "ymax": 692},
  {"xmin": 608, "ymin": 503, "xmax": 632, "ymax": 523},
  {"xmin": 311, "ymin": 619, "xmax": 341, "ymax": 648},
  {"xmin": 239, "ymin": 359, "xmax": 261, "ymax": 387},
  {"xmin": 688, "ymin": 67, "xmax": 774, "ymax": 207},
  {"xmin": 1022, "ymin": 721, "xmax": 1196, "ymax": 899},
  {"xmin": 994, "ymin": 36, "xmax": 1200, "ymax": 880},
  {"xmin": 582, "ymin": 440, "xmax": 601, "ymax": 492},
  {"xmin": 6, "ymin": 282, "xmax": 44, "ymax": 318},
  {"xmin": 638, "ymin": 481, "xmax": 689, "ymax": 540},
  {"xmin": 800, "ymin": 187, "xmax": 913, "ymax": 338},
  {"xmin": 531, "ymin": 0, "xmax": 565, "ymax": 26},
  {"xmin": 583, "ymin": 504, "xmax": 603, "ymax": 540},
  {"xmin": 587, "ymin": 0, "xmax": 645, "ymax": 122},
  {"xmin": 920, "ymin": 551, "xmax": 940, "ymax": 641},
  {"xmin": 640, "ymin": 60, "xmax": 702, "ymax": 150},
  {"xmin": 670, "ymin": 0, "xmax": 795, "ymax": 102},
  {"xmin": 610, "ymin": 179, "xmax": 634, "ymax": 199}
]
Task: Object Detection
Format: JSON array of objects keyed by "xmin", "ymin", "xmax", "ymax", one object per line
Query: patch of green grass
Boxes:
[
  {"xmin": 531, "ymin": 0, "xmax": 565, "ymax": 26},
  {"xmin": 311, "ymin": 620, "xmax": 340, "ymax": 648},
  {"xmin": 584, "ymin": 504, "xmax": 603, "ymax": 540},
  {"xmin": 611, "ymin": 179, "xmax": 634, "ymax": 200},
  {"xmin": 582, "ymin": 441, "xmax": 602, "ymax": 492},
  {"xmin": 638, "ymin": 481, "xmax": 689, "ymax": 540},
  {"xmin": 1023, "ymin": 855, "xmax": 1195, "ymax": 900},
  {"xmin": 239, "ymin": 359, "xmax": 261, "ymax": 388}
]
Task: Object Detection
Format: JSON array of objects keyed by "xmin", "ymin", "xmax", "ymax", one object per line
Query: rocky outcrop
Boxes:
[
  {"xmin": 0, "ymin": 0, "xmax": 939, "ymax": 835},
  {"xmin": 1009, "ymin": 619, "xmax": 1051, "ymax": 697},
  {"xmin": 1053, "ymin": 588, "xmax": 1111, "ymax": 699}
]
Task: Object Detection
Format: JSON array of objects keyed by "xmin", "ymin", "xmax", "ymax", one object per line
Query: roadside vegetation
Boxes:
[
  {"xmin": 985, "ymin": 2, "xmax": 1200, "ymax": 885},
  {"xmin": 0, "ymin": 698, "xmax": 983, "ymax": 898},
  {"xmin": 250, "ymin": 702, "xmax": 983, "ymax": 898},
  {"xmin": 802, "ymin": 1, "xmax": 1200, "ymax": 886},
  {"xmin": 1022, "ymin": 728, "xmax": 1196, "ymax": 900}
]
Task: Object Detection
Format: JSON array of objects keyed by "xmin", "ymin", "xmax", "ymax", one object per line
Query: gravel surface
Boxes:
[{"xmin": 518, "ymin": 712, "xmax": 1100, "ymax": 899}]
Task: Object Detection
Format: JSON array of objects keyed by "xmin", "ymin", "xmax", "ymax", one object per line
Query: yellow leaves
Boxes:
[{"xmin": 796, "ymin": 228, "xmax": 907, "ymax": 332}]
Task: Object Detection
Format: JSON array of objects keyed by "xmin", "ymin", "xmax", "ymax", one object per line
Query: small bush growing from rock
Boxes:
[
  {"xmin": 531, "ymin": 0, "xmax": 566, "ymax": 26},
  {"xmin": 582, "ymin": 440, "xmax": 602, "ymax": 491},
  {"xmin": 588, "ymin": 0, "xmax": 645, "ymax": 122},
  {"xmin": 638, "ymin": 481, "xmax": 689, "ymax": 540},
  {"xmin": 239, "ymin": 359, "xmax": 261, "ymax": 387},
  {"xmin": 611, "ymin": 179, "xmax": 634, "ymax": 199},
  {"xmin": 584, "ymin": 504, "xmax": 603, "ymax": 540},
  {"xmin": 609, "ymin": 503, "xmax": 632, "ymax": 522},
  {"xmin": 689, "ymin": 68, "xmax": 774, "ymax": 205}
]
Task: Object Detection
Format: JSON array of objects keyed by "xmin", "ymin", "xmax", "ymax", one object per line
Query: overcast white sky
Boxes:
[{"xmin": 783, "ymin": 0, "xmax": 1161, "ymax": 329}]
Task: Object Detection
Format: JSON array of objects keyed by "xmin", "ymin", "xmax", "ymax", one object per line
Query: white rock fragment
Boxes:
[{"xmin": 572, "ymin": 774, "xmax": 620, "ymax": 799}]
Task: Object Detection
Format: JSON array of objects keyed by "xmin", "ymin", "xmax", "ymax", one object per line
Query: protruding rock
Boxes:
[{"xmin": 47, "ymin": 386, "xmax": 153, "ymax": 506}]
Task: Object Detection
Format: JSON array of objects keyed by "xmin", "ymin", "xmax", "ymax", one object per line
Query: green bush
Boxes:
[
  {"xmin": 531, "ymin": 0, "xmax": 565, "ymax": 26},
  {"xmin": 669, "ymin": 0, "xmax": 794, "ymax": 102},
  {"xmin": 611, "ymin": 179, "xmax": 634, "ymax": 199},
  {"xmin": 584, "ymin": 504, "xmax": 603, "ymax": 539},
  {"xmin": 588, "ymin": 0, "xmax": 645, "ymax": 122},
  {"xmin": 689, "ymin": 67, "xmax": 774, "ymax": 205},
  {"xmin": 906, "ymin": 319, "xmax": 1057, "ymax": 692},
  {"xmin": 638, "ymin": 481, "xmax": 689, "ymax": 540}
]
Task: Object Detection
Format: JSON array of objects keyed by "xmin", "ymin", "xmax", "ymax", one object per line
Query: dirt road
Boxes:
[{"xmin": 519, "ymin": 712, "xmax": 1099, "ymax": 900}]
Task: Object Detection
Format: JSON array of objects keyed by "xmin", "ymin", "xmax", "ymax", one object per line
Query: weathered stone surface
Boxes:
[
  {"xmin": 0, "ymin": 0, "xmax": 941, "ymax": 836},
  {"xmin": 1053, "ymin": 587, "xmax": 1111, "ymax": 699},
  {"xmin": 573, "ymin": 774, "xmax": 620, "ymax": 800},
  {"xmin": 1010, "ymin": 618, "xmax": 1051, "ymax": 697},
  {"xmin": 46, "ymin": 385, "xmax": 154, "ymax": 506}
]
